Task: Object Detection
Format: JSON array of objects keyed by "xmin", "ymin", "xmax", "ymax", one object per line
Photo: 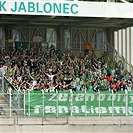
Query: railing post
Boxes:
[
  {"xmin": 56, "ymin": 90, "xmax": 58, "ymax": 117},
  {"xmin": 9, "ymin": 88, "xmax": 12, "ymax": 117},
  {"xmin": 28, "ymin": 90, "xmax": 30, "ymax": 117},
  {"xmin": 70, "ymin": 89, "xmax": 73, "ymax": 116},
  {"xmin": 17, "ymin": 89, "xmax": 20, "ymax": 115},
  {"xmin": 23, "ymin": 90, "xmax": 25, "ymax": 116},
  {"xmin": 125, "ymin": 90, "xmax": 128, "ymax": 116},
  {"xmin": 2, "ymin": 72, "xmax": 4, "ymax": 97},
  {"xmin": 42, "ymin": 90, "xmax": 44, "ymax": 117},
  {"xmin": 98, "ymin": 91, "xmax": 100, "ymax": 117},
  {"xmin": 84, "ymin": 88, "xmax": 87, "ymax": 116},
  {"xmin": 112, "ymin": 90, "xmax": 114, "ymax": 116}
]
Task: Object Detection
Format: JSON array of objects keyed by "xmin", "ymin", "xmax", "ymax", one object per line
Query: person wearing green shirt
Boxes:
[
  {"xmin": 8, "ymin": 67, "xmax": 13, "ymax": 76},
  {"xmin": 87, "ymin": 83, "xmax": 93, "ymax": 91},
  {"xmin": 100, "ymin": 79, "xmax": 106, "ymax": 91}
]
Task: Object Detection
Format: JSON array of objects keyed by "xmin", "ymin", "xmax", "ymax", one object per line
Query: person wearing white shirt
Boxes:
[
  {"xmin": 44, "ymin": 72, "xmax": 56, "ymax": 81},
  {"xmin": 48, "ymin": 82, "xmax": 58, "ymax": 92}
]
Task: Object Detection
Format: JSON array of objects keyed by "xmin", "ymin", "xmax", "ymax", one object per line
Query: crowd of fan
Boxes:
[{"xmin": 0, "ymin": 44, "xmax": 133, "ymax": 93}]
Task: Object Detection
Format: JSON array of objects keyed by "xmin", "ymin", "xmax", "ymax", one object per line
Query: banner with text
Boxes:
[
  {"xmin": 0, "ymin": 1, "xmax": 133, "ymax": 18},
  {"xmin": 25, "ymin": 90, "xmax": 133, "ymax": 116}
]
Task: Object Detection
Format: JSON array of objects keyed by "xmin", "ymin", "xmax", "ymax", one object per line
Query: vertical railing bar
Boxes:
[
  {"xmin": 17, "ymin": 89, "xmax": 20, "ymax": 115},
  {"xmin": 127, "ymin": 92, "xmax": 128, "ymax": 116},
  {"xmin": 98, "ymin": 91, "xmax": 100, "ymax": 117},
  {"xmin": 9, "ymin": 89, "xmax": 12, "ymax": 117},
  {"xmin": 56, "ymin": 90, "xmax": 58, "ymax": 117},
  {"xmin": 2, "ymin": 71, "xmax": 4, "ymax": 97},
  {"xmin": 125, "ymin": 90, "xmax": 128, "ymax": 116},
  {"xmin": 112, "ymin": 90, "xmax": 114, "ymax": 116},
  {"xmin": 42, "ymin": 90, "xmax": 44, "ymax": 117},
  {"xmin": 85, "ymin": 88, "xmax": 87, "ymax": 116},
  {"xmin": 23, "ymin": 90, "xmax": 25, "ymax": 116},
  {"xmin": 70, "ymin": 89, "xmax": 73, "ymax": 116},
  {"xmin": 28, "ymin": 90, "xmax": 30, "ymax": 117}
]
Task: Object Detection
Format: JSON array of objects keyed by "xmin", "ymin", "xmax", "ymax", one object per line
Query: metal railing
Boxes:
[
  {"xmin": 23, "ymin": 89, "xmax": 133, "ymax": 117},
  {"xmin": 0, "ymin": 71, "xmax": 133, "ymax": 117},
  {"xmin": 104, "ymin": 41, "xmax": 132, "ymax": 72},
  {"xmin": 0, "ymin": 76, "xmax": 133, "ymax": 117},
  {"xmin": 0, "ymin": 72, "xmax": 24, "ymax": 116},
  {"xmin": 3, "ymin": 76, "xmax": 24, "ymax": 114}
]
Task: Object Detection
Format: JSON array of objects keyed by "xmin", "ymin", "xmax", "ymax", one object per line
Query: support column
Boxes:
[
  {"xmin": 122, "ymin": 29, "xmax": 126, "ymax": 69},
  {"xmin": 122, "ymin": 29, "xmax": 126, "ymax": 61},
  {"xmin": 124, "ymin": 28, "xmax": 127, "ymax": 70},
  {"xmin": 130, "ymin": 27, "xmax": 133, "ymax": 67},
  {"xmin": 4, "ymin": 25, "xmax": 13, "ymax": 51},
  {"xmin": 118, "ymin": 30, "xmax": 122, "ymax": 56},
  {"xmin": 125, "ymin": 27, "xmax": 130, "ymax": 71},
  {"xmin": 106, "ymin": 28, "xmax": 115, "ymax": 59},
  {"xmin": 114, "ymin": 31, "xmax": 117, "ymax": 51},
  {"xmin": 114, "ymin": 31, "xmax": 118, "ymax": 61},
  {"xmin": 56, "ymin": 26, "xmax": 63, "ymax": 50}
]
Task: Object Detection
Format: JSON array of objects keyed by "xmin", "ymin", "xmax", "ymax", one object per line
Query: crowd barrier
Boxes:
[
  {"xmin": 0, "ymin": 73, "xmax": 24, "ymax": 116},
  {"xmin": 0, "ymin": 73, "xmax": 133, "ymax": 117},
  {"xmin": 24, "ymin": 90, "xmax": 133, "ymax": 117}
]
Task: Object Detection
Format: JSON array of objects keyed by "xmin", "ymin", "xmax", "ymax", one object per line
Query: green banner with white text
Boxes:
[{"xmin": 25, "ymin": 90, "xmax": 133, "ymax": 116}]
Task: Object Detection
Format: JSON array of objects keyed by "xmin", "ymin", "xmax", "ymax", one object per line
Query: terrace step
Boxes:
[{"xmin": 0, "ymin": 97, "xmax": 17, "ymax": 116}]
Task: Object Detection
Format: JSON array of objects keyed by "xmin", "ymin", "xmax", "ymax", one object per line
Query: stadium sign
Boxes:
[
  {"xmin": 25, "ymin": 90, "xmax": 133, "ymax": 116},
  {"xmin": 0, "ymin": 0, "xmax": 132, "ymax": 18},
  {"xmin": 0, "ymin": 1, "xmax": 78, "ymax": 15}
]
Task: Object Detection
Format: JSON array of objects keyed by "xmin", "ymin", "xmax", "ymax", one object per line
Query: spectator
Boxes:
[{"xmin": 1, "ymin": 44, "xmax": 132, "ymax": 93}]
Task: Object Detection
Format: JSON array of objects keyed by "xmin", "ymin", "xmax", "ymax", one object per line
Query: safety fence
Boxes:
[
  {"xmin": 0, "ymin": 73, "xmax": 24, "ymax": 116},
  {"xmin": 0, "ymin": 70, "xmax": 133, "ymax": 117},
  {"xmin": 3, "ymin": 76, "xmax": 24, "ymax": 115},
  {"xmin": 0, "ymin": 74, "xmax": 133, "ymax": 117},
  {"xmin": 104, "ymin": 41, "xmax": 132, "ymax": 72},
  {"xmin": 24, "ymin": 90, "xmax": 133, "ymax": 117}
]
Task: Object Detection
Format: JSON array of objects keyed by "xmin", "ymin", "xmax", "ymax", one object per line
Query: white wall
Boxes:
[
  {"xmin": 114, "ymin": 27, "xmax": 133, "ymax": 71},
  {"xmin": 0, "ymin": 116, "xmax": 133, "ymax": 133}
]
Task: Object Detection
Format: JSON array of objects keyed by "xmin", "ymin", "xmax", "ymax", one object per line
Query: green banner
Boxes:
[{"xmin": 25, "ymin": 90, "xmax": 133, "ymax": 116}]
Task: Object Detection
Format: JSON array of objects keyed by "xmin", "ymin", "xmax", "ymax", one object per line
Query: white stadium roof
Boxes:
[{"xmin": 0, "ymin": 0, "xmax": 133, "ymax": 30}]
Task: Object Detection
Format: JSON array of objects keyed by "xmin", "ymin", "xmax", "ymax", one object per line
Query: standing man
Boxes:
[{"xmin": 84, "ymin": 43, "xmax": 90, "ymax": 56}]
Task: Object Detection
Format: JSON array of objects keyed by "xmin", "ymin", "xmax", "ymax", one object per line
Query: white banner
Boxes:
[{"xmin": 0, "ymin": 0, "xmax": 133, "ymax": 18}]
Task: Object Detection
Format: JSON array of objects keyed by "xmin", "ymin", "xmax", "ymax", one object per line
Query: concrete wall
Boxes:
[{"xmin": 0, "ymin": 116, "xmax": 133, "ymax": 133}]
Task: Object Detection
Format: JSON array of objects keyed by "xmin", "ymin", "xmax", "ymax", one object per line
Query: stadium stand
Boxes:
[{"xmin": 0, "ymin": 44, "xmax": 132, "ymax": 93}]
